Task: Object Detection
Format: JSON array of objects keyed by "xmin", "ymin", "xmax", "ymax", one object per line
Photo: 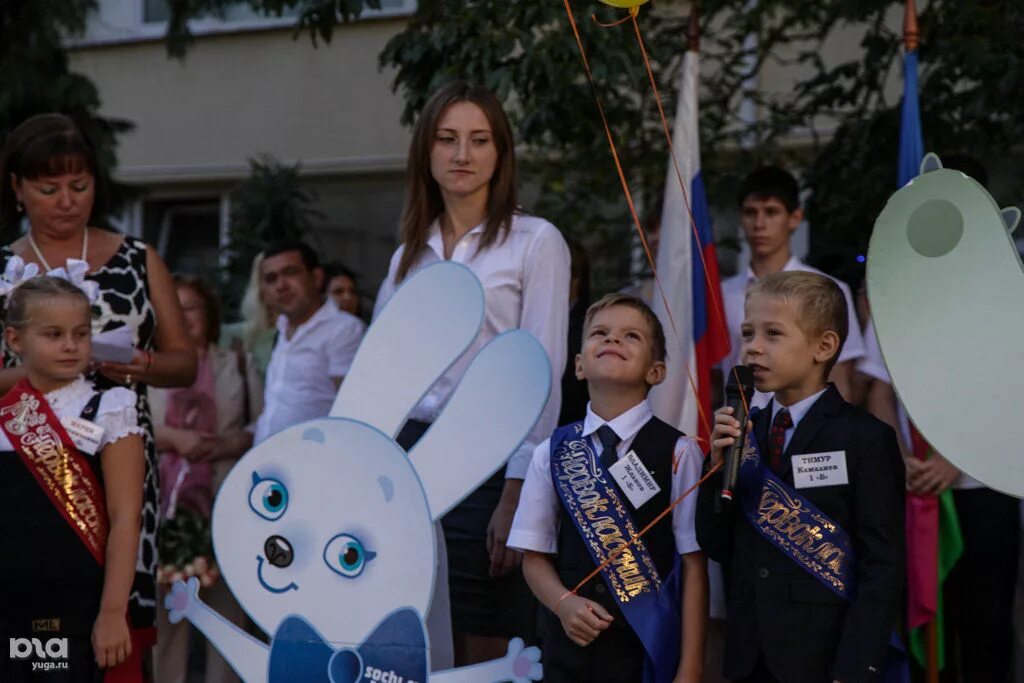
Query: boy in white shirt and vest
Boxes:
[{"xmin": 509, "ymin": 293, "xmax": 707, "ymax": 683}]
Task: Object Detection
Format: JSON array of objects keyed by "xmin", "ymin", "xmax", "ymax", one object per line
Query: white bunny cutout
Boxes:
[{"xmin": 165, "ymin": 262, "xmax": 549, "ymax": 683}]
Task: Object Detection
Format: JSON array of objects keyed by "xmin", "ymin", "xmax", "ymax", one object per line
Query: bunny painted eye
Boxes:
[
  {"xmin": 323, "ymin": 533, "xmax": 376, "ymax": 578},
  {"xmin": 249, "ymin": 473, "xmax": 288, "ymax": 521}
]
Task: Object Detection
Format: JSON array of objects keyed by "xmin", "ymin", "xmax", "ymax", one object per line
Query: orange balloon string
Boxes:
[
  {"xmin": 628, "ymin": 12, "xmax": 732, "ymax": 380},
  {"xmin": 591, "ymin": 13, "xmax": 631, "ymax": 28},
  {"xmin": 566, "ymin": 459, "xmax": 723, "ymax": 598},
  {"xmin": 561, "ymin": 0, "xmax": 714, "ymax": 447}
]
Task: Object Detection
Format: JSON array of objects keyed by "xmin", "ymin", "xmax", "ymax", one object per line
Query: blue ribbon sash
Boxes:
[
  {"xmin": 736, "ymin": 427, "xmax": 855, "ymax": 599},
  {"xmin": 550, "ymin": 422, "xmax": 680, "ymax": 683},
  {"xmin": 736, "ymin": 415, "xmax": 910, "ymax": 681}
]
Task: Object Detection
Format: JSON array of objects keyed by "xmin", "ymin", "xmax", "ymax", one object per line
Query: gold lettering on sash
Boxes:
[
  {"xmin": 754, "ymin": 479, "xmax": 849, "ymax": 593},
  {"xmin": 1, "ymin": 393, "xmax": 107, "ymax": 560},
  {"xmin": 554, "ymin": 432, "xmax": 660, "ymax": 604}
]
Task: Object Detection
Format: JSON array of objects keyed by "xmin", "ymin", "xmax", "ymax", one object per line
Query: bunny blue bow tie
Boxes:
[{"xmin": 267, "ymin": 608, "xmax": 428, "ymax": 683}]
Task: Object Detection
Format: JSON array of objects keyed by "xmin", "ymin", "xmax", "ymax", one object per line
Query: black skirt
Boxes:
[{"xmin": 397, "ymin": 420, "xmax": 537, "ymax": 638}]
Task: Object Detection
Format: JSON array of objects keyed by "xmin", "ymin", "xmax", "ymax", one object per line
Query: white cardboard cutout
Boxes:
[
  {"xmin": 166, "ymin": 262, "xmax": 549, "ymax": 682},
  {"xmin": 867, "ymin": 153, "xmax": 1024, "ymax": 498}
]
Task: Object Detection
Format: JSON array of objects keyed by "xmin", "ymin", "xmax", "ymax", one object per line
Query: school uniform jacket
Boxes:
[{"xmin": 696, "ymin": 385, "xmax": 904, "ymax": 683}]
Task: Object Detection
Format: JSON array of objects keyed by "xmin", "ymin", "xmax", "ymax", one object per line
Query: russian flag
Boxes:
[{"xmin": 649, "ymin": 47, "xmax": 730, "ymax": 446}]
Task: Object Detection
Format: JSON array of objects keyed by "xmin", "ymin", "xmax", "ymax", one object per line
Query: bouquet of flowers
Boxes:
[{"xmin": 157, "ymin": 507, "xmax": 220, "ymax": 588}]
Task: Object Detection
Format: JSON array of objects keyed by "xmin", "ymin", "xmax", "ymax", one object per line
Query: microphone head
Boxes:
[{"xmin": 725, "ymin": 365, "xmax": 755, "ymax": 400}]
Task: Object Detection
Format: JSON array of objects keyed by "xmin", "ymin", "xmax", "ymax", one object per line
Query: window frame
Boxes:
[{"xmin": 70, "ymin": 0, "xmax": 416, "ymax": 48}]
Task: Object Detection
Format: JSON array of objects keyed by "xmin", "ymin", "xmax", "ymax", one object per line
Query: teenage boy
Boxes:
[
  {"xmin": 509, "ymin": 293, "xmax": 708, "ymax": 683},
  {"xmin": 698, "ymin": 271, "xmax": 903, "ymax": 683},
  {"xmin": 720, "ymin": 166, "xmax": 864, "ymax": 404}
]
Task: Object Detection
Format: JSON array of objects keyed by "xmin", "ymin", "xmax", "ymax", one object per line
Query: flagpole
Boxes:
[
  {"xmin": 688, "ymin": 0, "xmax": 699, "ymax": 52},
  {"xmin": 903, "ymin": 1, "xmax": 939, "ymax": 677}
]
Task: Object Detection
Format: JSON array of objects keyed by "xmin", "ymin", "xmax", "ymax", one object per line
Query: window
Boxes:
[
  {"xmin": 142, "ymin": 198, "xmax": 225, "ymax": 284},
  {"xmin": 142, "ymin": 0, "xmax": 412, "ymax": 26}
]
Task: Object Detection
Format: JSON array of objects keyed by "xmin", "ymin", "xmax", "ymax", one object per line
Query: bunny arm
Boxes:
[
  {"xmin": 429, "ymin": 638, "xmax": 541, "ymax": 683},
  {"xmin": 182, "ymin": 593, "xmax": 270, "ymax": 682}
]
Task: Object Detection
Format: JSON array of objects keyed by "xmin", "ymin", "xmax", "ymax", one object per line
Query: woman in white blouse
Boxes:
[{"xmin": 375, "ymin": 80, "xmax": 570, "ymax": 667}]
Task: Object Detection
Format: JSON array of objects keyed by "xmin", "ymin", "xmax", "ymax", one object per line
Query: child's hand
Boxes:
[
  {"xmin": 556, "ymin": 594, "xmax": 613, "ymax": 646},
  {"xmin": 92, "ymin": 609, "xmax": 132, "ymax": 669},
  {"xmin": 709, "ymin": 407, "xmax": 750, "ymax": 466}
]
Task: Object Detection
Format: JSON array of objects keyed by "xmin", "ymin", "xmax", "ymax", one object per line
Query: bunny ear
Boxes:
[
  {"xmin": 330, "ymin": 261, "xmax": 485, "ymax": 438},
  {"xmin": 408, "ymin": 330, "xmax": 551, "ymax": 520}
]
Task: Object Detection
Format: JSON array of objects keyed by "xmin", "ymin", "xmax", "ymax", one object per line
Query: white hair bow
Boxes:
[
  {"xmin": 0, "ymin": 255, "xmax": 100, "ymax": 304},
  {"xmin": 0, "ymin": 256, "xmax": 40, "ymax": 297},
  {"xmin": 46, "ymin": 259, "xmax": 101, "ymax": 304}
]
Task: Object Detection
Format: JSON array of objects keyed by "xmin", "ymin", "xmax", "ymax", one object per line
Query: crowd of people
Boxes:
[{"xmin": 0, "ymin": 80, "xmax": 1018, "ymax": 683}]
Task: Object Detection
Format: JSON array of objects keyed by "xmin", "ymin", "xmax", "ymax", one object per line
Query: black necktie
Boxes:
[{"xmin": 596, "ymin": 424, "xmax": 621, "ymax": 471}]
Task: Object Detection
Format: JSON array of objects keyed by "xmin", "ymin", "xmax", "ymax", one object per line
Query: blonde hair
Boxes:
[
  {"xmin": 4, "ymin": 276, "xmax": 92, "ymax": 329},
  {"xmin": 240, "ymin": 253, "xmax": 275, "ymax": 345},
  {"xmin": 583, "ymin": 293, "xmax": 667, "ymax": 363},
  {"xmin": 746, "ymin": 271, "xmax": 848, "ymax": 373}
]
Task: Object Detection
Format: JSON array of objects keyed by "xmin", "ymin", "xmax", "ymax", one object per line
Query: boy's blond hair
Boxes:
[
  {"xmin": 583, "ymin": 293, "xmax": 667, "ymax": 363},
  {"xmin": 746, "ymin": 271, "xmax": 848, "ymax": 374}
]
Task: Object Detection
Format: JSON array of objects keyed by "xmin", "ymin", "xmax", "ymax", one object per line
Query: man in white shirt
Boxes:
[
  {"xmin": 253, "ymin": 241, "xmax": 366, "ymax": 445},
  {"xmin": 719, "ymin": 166, "xmax": 865, "ymax": 406}
]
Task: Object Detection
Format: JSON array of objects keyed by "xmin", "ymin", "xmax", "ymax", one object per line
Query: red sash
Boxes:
[{"xmin": 0, "ymin": 379, "xmax": 108, "ymax": 564}]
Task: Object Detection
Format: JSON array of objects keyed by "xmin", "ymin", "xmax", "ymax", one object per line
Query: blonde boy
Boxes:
[{"xmin": 697, "ymin": 271, "xmax": 903, "ymax": 683}]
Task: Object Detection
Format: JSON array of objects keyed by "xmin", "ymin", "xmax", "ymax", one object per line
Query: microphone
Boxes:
[{"xmin": 719, "ymin": 365, "xmax": 755, "ymax": 503}]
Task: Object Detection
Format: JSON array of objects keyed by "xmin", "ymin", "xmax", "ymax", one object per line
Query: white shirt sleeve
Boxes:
[
  {"xmin": 835, "ymin": 280, "xmax": 865, "ymax": 364},
  {"xmin": 670, "ymin": 436, "xmax": 704, "ymax": 555},
  {"xmin": 327, "ymin": 315, "xmax": 366, "ymax": 379},
  {"xmin": 96, "ymin": 387, "xmax": 145, "ymax": 449},
  {"xmin": 372, "ymin": 247, "xmax": 404, "ymax": 322},
  {"xmin": 856, "ymin": 320, "xmax": 890, "ymax": 383},
  {"xmin": 507, "ymin": 439, "xmax": 559, "ymax": 554},
  {"xmin": 505, "ymin": 222, "xmax": 571, "ymax": 479}
]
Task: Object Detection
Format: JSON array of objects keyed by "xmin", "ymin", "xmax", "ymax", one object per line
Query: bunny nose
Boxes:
[{"xmin": 264, "ymin": 535, "xmax": 294, "ymax": 568}]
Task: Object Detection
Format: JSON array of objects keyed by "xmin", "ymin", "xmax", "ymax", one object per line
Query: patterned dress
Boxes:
[{"xmin": 0, "ymin": 236, "xmax": 160, "ymax": 631}]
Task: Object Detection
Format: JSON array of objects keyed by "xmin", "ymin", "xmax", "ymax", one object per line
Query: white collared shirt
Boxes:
[
  {"xmin": 374, "ymin": 213, "xmax": 570, "ymax": 479},
  {"xmin": 507, "ymin": 400, "xmax": 703, "ymax": 556},
  {"xmin": 720, "ymin": 255, "xmax": 866, "ymax": 410},
  {"xmin": 254, "ymin": 300, "xmax": 366, "ymax": 445},
  {"xmin": 769, "ymin": 387, "xmax": 828, "ymax": 452}
]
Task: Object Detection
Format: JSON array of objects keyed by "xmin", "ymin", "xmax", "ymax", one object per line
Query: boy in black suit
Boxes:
[{"xmin": 697, "ymin": 271, "xmax": 903, "ymax": 683}]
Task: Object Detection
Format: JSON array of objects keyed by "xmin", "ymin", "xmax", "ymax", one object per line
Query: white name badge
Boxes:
[
  {"xmin": 608, "ymin": 450, "xmax": 661, "ymax": 509},
  {"xmin": 61, "ymin": 416, "xmax": 105, "ymax": 455},
  {"xmin": 791, "ymin": 451, "xmax": 848, "ymax": 489}
]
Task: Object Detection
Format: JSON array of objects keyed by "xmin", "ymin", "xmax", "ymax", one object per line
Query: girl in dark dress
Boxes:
[{"xmin": 0, "ymin": 275, "xmax": 145, "ymax": 681}]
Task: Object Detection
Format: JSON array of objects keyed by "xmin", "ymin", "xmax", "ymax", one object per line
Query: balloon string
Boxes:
[
  {"xmin": 561, "ymin": 0, "xmax": 712, "ymax": 447},
  {"xmin": 591, "ymin": 13, "xmax": 631, "ymax": 28},
  {"xmin": 629, "ymin": 12, "xmax": 731, "ymax": 372},
  {"xmin": 566, "ymin": 459, "xmax": 723, "ymax": 599}
]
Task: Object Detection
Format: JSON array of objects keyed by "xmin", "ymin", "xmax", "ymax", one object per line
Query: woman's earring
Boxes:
[{"xmin": 15, "ymin": 201, "xmax": 23, "ymax": 213}]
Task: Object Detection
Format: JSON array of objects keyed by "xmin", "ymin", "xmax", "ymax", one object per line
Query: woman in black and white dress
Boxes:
[{"xmin": 0, "ymin": 113, "xmax": 196, "ymax": 660}]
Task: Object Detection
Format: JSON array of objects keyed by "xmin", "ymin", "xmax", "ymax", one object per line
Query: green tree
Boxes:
[
  {"xmin": 222, "ymin": 154, "xmax": 323, "ymax": 311},
  {"xmin": 0, "ymin": 0, "xmax": 133, "ymax": 241},
  {"xmin": 168, "ymin": 0, "xmax": 1024, "ymax": 286}
]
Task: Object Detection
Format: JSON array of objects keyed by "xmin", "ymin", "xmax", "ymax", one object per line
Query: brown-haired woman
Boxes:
[
  {"xmin": 374, "ymin": 81, "xmax": 570, "ymax": 666},
  {"xmin": 0, "ymin": 113, "xmax": 197, "ymax": 667},
  {"xmin": 151, "ymin": 275, "xmax": 261, "ymax": 683}
]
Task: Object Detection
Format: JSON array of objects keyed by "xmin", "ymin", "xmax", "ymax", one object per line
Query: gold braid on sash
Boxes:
[{"xmin": 554, "ymin": 426, "xmax": 661, "ymax": 604}]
